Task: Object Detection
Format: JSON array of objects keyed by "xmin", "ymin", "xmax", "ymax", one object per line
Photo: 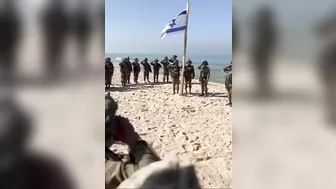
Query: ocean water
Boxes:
[{"xmin": 106, "ymin": 53, "xmax": 232, "ymax": 83}]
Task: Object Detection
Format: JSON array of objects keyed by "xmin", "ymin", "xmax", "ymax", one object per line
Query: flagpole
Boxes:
[{"xmin": 180, "ymin": 1, "xmax": 190, "ymax": 96}]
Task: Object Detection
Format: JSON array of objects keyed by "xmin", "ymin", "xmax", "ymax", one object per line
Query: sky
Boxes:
[{"xmin": 105, "ymin": 0, "xmax": 232, "ymax": 55}]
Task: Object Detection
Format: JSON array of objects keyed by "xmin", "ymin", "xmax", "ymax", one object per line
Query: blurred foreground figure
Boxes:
[
  {"xmin": 40, "ymin": 0, "xmax": 70, "ymax": 78},
  {"xmin": 317, "ymin": 10, "xmax": 336, "ymax": 126},
  {"xmin": 0, "ymin": 97, "xmax": 74, "ymax": 188},
  {"xmin": 233, "ymin": 20, "xmax": 238, "ymax": 54},
  {"xmin": 72, "ymin": 1, "xmax": 92, "ymax": 71},
  {"xmin": 105, "ymin": 92, "xmax": 161, "ymax": 188},
  {"xmin": 0, "ymin": 0, "xmax": 21, "ymax": 81},
  {"xmin": 251, "ymin": 5, "xmax": 277, "ymax": 98},
  {"xmin": 105, "ymin": 92, "xmax": 201, "ymax": 189}
]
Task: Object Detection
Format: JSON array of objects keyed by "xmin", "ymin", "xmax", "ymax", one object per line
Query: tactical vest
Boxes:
[
  {"xmin": 170, "ymin": 66, "xmax": 180, "ymax": 77},
  {"xmin": 200, "ymin": 67, "xmax": 210, "ymax": 79},
  {"xmin": 183, "ymin": 66, "xmax": 193, "ymax": 77}
]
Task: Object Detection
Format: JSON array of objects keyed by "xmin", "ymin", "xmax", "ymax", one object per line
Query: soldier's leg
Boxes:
[
  {"xmin": 200, "ymin": 80, "xmax": 205, "ymax": 95},
  {"xmin": 205, "ymin": 81, "xmax": 208, "ymax": 96},
  {"xmin": 188, "ymin": 79, "xmax": 192, "ymax": 94},
  {"xmin": 156, "ymin": 74, "xmax": 159, "ymax": 82},
  {"xmin": 176, "ymin": 77, "xmax": 179, "ymax": 94},
  {"xmin": 172, "ymin": 79, "xmax": 176, "ymax": 94},
  {"xmin": 184, "ymin": 77, "xmax": 188, "ymax": 94},
  {"xmin": 143, "ymin": 72, "xmax": 146, "ymax": 82}
]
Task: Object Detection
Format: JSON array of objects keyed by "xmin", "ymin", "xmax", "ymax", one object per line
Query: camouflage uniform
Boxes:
[
  {"xmin": 105, "ymin": 58, "xmax": 114, "ymax": 88},
  {"xmin": 141, "ymin": 58, "xmax": 152, "ymax": 83},
  {"xmin": 105, "ymin": 94, "xmax": 161, "ymax": 189},
  {"xmin": 125, "ymin": 57, "xmax": 132, "ymax": 84},
  {"xmin": 132, "ymin": 58, "xmax": 141, "ymax": 83},
  {"xmin": 150, "ymin": 59, "xmax": 162, "ymax": 83},
  {"xmin": 161, "ymin": 56, "xmax": 170, "ymax": 83},
  {"xmin": 183, "ymin": 59, "xmax": 195, "ymax": 94},
  {"xmin": 105, "ymin": 140, "xmax": 161, "ymax": 189},
  {"xmin": 119, "ymin": 59, "xmax": 128, "ymax": 86},
  {"xmin": 168, "ymin": 61, "xmax": 181, "ymax": 94},
  {"xmin": 198, "ymin": 61, "xmax": 211, "ymax": 96},
  {"xmin": 224, "ymin": 62, "xmax": 232, "ymax": 105}
]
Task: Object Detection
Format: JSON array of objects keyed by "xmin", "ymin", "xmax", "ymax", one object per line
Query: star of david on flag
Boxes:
[{"xmin": 161, "ymin": 7, "xmax": 188, "ymax": 39}]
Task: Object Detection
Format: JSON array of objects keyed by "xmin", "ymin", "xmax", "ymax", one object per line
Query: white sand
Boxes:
[{"xmin": 108, "ymin": 71, "xmax": 232, "ymax": 188}]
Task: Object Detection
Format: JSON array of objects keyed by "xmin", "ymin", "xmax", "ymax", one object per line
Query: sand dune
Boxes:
[{"xmin": 108, "ymin": 71, "xmax": 232, "ymax": 188}]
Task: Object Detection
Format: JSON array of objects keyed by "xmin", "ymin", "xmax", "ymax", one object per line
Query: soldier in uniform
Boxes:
[
  {"xmin": 168, "ymin": 61, "xmax": 181, "ymax": 94},
  {"xmin": 105, "ymin": 95, "xmax": 161, "ymax": 189},
  {"xmin": 223, "ymin": 62, "xmax": 232, "ymax": 106},
  {"xmin": 125, "ymin": 57, "xmax": 132, "ymax": 84},
  {"xmin": 317, "ymin": 11, "xmax": 336, "ymax": 126},
  {"xmin": 161, "ymin": 56, "xmax": 170, "ymax": 83},
  {"xmin": 150, "ymin": 59, "xmax": 162, "ymax": 83},
  {"xmin": 105, "ymin": 57, "xmax": 114, "ymax": 88},
  {"xmin": 119, "ymin": 58, "xmax": 128, "ymax": 87},
  {"xmin": 0, "ymin": 0, "xmax": 21, "ymax": 81},
  {"xmin": 183, "ymin": 59, "xmax": 195, "ymax": 94},
  {"xmin": 141, "ymin": 58, "xmax": 152, "ymax": 83},
  {"xmin": 198, "ymin": 61, "xmax": 211, "ymax": 96},
  {"xmin": 169, "ymin": 55, "xmax": 179, "ymax": 65},
  {"xmin": 132, "ymin": 58, "xmax": 141, "ymax": 83}
]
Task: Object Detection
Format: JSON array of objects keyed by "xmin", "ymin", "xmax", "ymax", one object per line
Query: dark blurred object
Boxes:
[
  {"xmin": 0, "ymin": 0, "xmax": 21, "ymax": 82},
  {"xmin": 72, "ymin": 1, "xmax": 92, "ymax": 71},
  {"xmin": 100, "ymin": 4, "xmax": 105, "ymax": 49},
  {"xmin": 0, "ymin": 96, "xmax": 74, "ymax": 189},
  {"xmin": 250, "ymin": 5, "xmax": 277, "ymax": 98},
  {"xmin": 317, "ymin": 10, "xmax": 336, "ymax": 126},
  {"xmin": 105, "ymin": 92, "xmax": 118, "ymax": 147},
  {"xmin": 40, "ymin": 0, "xmax": 70, "ymax": 78}
]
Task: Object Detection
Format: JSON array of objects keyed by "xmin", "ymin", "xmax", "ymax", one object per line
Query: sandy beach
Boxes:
[{"xmin": 107, "ymin": 71, "xmax": 232, "ymax": 188}]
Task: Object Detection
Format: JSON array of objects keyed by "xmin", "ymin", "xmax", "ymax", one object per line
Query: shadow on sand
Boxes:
[
  {"xmin": 184, "ymin": 92, "xmax": 227, "ymax": 98},
  {"xmin": 105, "ymin": 82, "xmax": 172, "ymax": 92}
]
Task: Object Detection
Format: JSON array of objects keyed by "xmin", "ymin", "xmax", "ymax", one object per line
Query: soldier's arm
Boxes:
[
  {"xmin": 105, "ymin": 140, "xmax": 161, "ymax": 189},
  {"xmin": 192, "ymin": 66, "xmax": 195, "ymax": 78}
]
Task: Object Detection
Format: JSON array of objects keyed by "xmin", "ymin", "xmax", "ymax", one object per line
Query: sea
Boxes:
[{"xmin": 106, "ymin": 53, "xmax": 232, "ymax": 84}]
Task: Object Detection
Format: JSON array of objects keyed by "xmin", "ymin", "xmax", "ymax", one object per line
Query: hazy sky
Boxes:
[{"xmin": 105, "ymin": 0, "xmax": 232, "ymax": 55}]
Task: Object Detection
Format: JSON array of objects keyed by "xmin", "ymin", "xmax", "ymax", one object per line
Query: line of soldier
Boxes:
[{"xmin": 105, "ymin": 55, "xmax": 211, "ymax": 96}]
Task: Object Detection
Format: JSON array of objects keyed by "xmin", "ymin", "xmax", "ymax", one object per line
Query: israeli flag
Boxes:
[{"xmin": 161, "ymin": 5, "xmax": 188, "ymax": 39}]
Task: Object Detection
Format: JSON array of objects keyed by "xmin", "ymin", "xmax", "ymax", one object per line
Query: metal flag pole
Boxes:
[{"xmin": 180, "ymin": 1, "xmax": 190, "ymax": 96}]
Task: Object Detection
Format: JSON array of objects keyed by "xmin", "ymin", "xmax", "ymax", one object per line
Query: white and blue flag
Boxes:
[{"xmin": 161, "ymin": 4, "xmax": 189, "ymax": 39}]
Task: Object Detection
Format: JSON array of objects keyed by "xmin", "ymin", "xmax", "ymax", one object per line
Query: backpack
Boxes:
[{"xmin": 170, "ymin": 65, "xmax": 180, "ymax": 77}]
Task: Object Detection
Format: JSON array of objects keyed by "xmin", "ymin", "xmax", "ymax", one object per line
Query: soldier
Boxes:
[
  {"xmin": 198, "ymin": 61, "xmax": 211, "ymax": 96},
  {"xmin": 126, "ymin": 57, "xmax": 132, "ymax": 84},
  {"xmin": 169, "ymin": 55, "xmax": 179, "ymax": 65},
  {"xmin": 40, "ymin": 0, "xmax": 70, "ymax": 78},
  {"xmin": 168, "ymin": 60, "xmax": 181, "ymax": 94},
  {"xmin": 105, "ymin": 57, "xmax": 114, "ymax": 88},
  {"xmin": 132, "ymin": 58, "xmax": 141, "ymax": 83},
  {"xmin": 0, "ymin": 96, "xmax": 74, "ymax": 188},
  {"xmin": 150, "ymin": 59, "xmax": 162, "ymax": 83},
  {"xmin": 183, "ymin": 59, "xmax": 195, "ymax": 94},
  {"xmin": 0, "ymin": 0, "xmax": 21, "ymax": 81},
  {"xmin": 105, "ymin": 95, "xmax": 161, "ymax": 189},
  {"xmin": 317, "ymin": 10, "xmax": 336, "ymax": 126},
  {"xmin": 161, "ymin": 56, "xmax": 170, "ymax": 83},
  {"xmin": 141, "ymin": 58, "xmax": 152, "ymax": 83},
  {"xmin": 119, "ymin": 58, "xmax": 128, "ymax": 86},
  {"xmin": 223, "ymin": 62, "xmax": 232, "ymax": 106}
]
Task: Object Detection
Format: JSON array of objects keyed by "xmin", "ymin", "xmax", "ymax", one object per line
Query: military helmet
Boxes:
[
  {"xmin": 173, "ymin": 55, "xmax": 177, "ymax": 58},
  {"xmin": 202, "ymin": 60, "xmax": 209, "ymax": 65},
  {"xmin": 105, "ymin": 57, "xmax": 111, "ymax": 62},
  {"xmin": 122, "ymin": 58, "xmax": 127, "ymax": 62},
  {"xmin": 154, "ymin": 59, "xmax": 158, "ymax": 62},
  {"xmin": 164, "ymin": 56, "xmax": 168, "ymax": 59},
  {"xmin": 135, "ymin": 58, "xmax": 139, "ymax": 61},
  {"xmin": 144, "ymin": 58, "xmax": 148, "ymax": 61},
  {"xmin": 187, "ymin": 59, "xmax": 192, "ymax": 63}
]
